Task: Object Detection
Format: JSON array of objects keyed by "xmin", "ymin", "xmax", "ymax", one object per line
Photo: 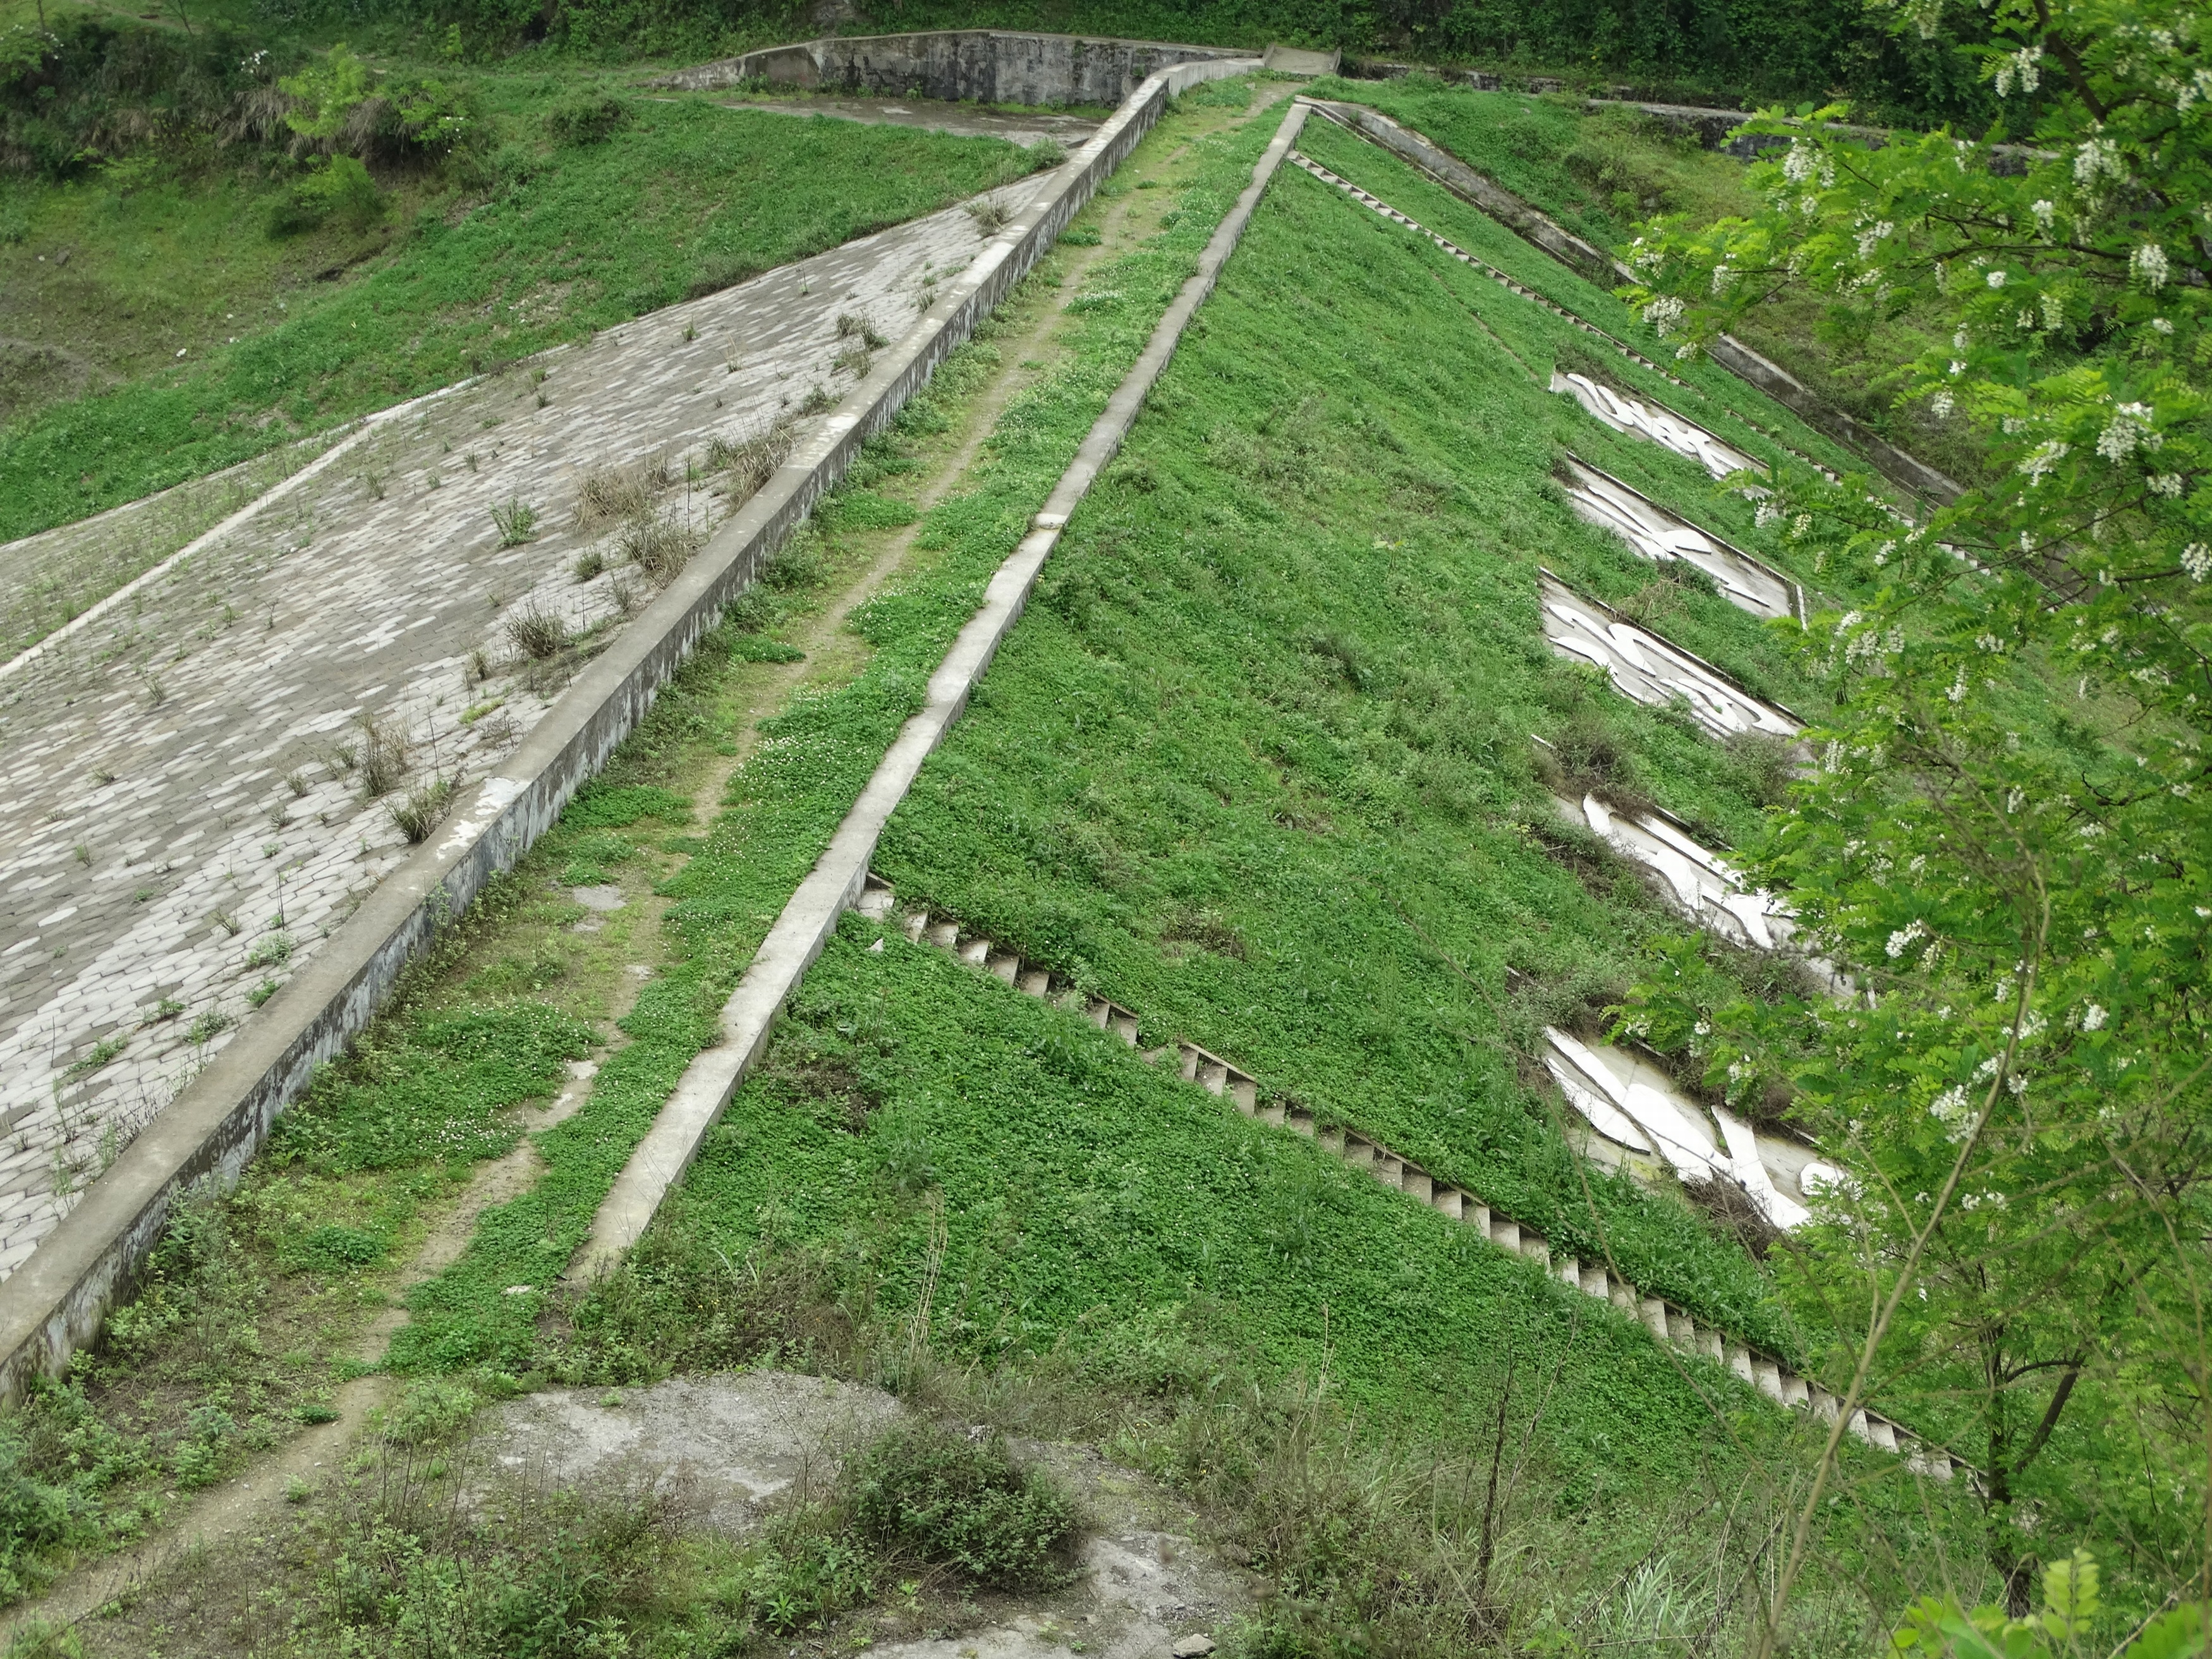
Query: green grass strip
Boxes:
[
  {"xmin": 387, "ymin": 102, "xmax": 1289, "ymax": 1377},
  {"xmin": 872, "ymin": 140, "xmax": 1832, "ymax": 1356}
]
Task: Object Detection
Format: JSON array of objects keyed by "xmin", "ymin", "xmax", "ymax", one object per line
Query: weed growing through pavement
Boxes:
[
  {"xmin": 618, "ymin": 514, "xmax": 702, "ymax": 583},
  {"xmin": 490, "ymin": 497, "xmax": 538, "ymax": 547},
  {"xmin": 964, "ymin": 196, "xmax": 1013, "ymax": 234},
  {"xmin": 389, "ymin": 776, "xmax": 456, "ymax": 843},
  {"xmin": 505, "ymin": 606, "xmax": 568, "ymax": 659},
  {"xmin": 356, "ymin": 715, "xmax": 410, "ymax": 799},
  {"xmin": 706, "ymin": 415, "xmax": 796, "ymax": 505}
]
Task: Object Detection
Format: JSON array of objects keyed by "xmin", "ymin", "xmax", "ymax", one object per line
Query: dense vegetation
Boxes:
[
  {"xmin": 0, "ymin": 26, "xmax": 1047, "ymax": 540},
  {"xmin": 2, "ymin": 0, "xmax": 2205, "ymax": 1646}
]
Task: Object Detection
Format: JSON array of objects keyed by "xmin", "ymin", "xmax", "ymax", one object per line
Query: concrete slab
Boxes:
[
  {"xmin": 1260, "ymin": 44, "xmax": 1340, "ymax": 76},
  {"xmin": 1538, "ymin": 571, "xmax": 1800, "ymax": 739},
  {"xmin": 1560, "ymin": 454, "xmax": 1799, "ymax": 619}
]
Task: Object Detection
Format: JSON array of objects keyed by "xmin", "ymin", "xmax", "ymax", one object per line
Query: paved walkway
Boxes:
[{"xmin": 0, "ymin": 167, "xmax": 1057, "ymax": 1276}]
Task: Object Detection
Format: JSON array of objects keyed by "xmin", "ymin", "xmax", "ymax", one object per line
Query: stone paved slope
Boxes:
[{"xmin": 0, "ymin": 169, "xmax": 1053, "ymax": 1276}]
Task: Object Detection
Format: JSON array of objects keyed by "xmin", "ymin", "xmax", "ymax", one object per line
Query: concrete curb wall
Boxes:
[
  {"xmin": 654, "ymin": 29, "xmax": 1246, "ymax": 106},
  {"xmin": 0, "ymin": 52, "xmax": 1260, "ymax": 1406},
  {"xmin": 856, "ymin": 875, "xmax": 1971, "ymax": 1483},
  {"xmin": 1302, "ymin": 99, "xmax": 1963, "ymax": 504},
  {"xmin": 577, "ymin": 97, "xmax": 1314, "ymax": 1273}
]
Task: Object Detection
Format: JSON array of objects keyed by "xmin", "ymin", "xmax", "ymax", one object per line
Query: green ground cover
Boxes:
[
  {"xmin": 382, "ymin": 94, "xmax": 1292, "ymax": 1378},
  {"xmin": 1303, "ymin": 76, "xmax": 1990, "ymax": 485},
  {"xmin": 0, "ymin": 70, "xmax": 1047, "ymax": 542},
  {"xmin": 851, "ymin": 122, "xmax": 1853, "ymax": 1349}
]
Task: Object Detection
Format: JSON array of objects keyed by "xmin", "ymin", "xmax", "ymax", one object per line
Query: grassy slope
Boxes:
[
  {"xmin": 0, "ymin": 75, "xmax": 1045, "ymax": 542},
  {"xmin": 383, "ymin": 92, "xmax": 1294, "ymax": 1377},
  {"xmin": 846, "ymin": 116, "xmax": 1855, "ymax": 1349},
  {"xmin": 1303, "ymin": 76, "xmax": 1988, "ymax": 485}
]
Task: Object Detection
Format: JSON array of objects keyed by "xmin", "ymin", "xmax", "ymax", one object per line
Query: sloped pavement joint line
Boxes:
[
  {"xmin": 575, "ymin": 95, "xmax": 1310, "ymax": 1276},
  {"xmin": 866, "ymin": 876, "xmax": 1972, "ymax": 1484},
  {"xmin": 0, "ymin": 52, "xmax": 1259, "ymax": 1407}
]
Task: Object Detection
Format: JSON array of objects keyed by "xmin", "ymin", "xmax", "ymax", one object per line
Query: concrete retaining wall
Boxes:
[
  {"xmin": 578, "ymin": 95, "xmax": 1313, "ymax": 1271},
  {"xmin": 0, "ymin": 51, "xmax": 1259, "ymax": 1406},
  {"xmin": 656, "ymin": 29, "xmax": 1246, "ymax": 106}
]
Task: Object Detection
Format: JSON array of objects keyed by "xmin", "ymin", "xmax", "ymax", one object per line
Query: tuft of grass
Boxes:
[
  {"xmin": 356, "ymin": 714, "xmax": 409, "ymax": 799},
  {"xmin": 490, "ymin": 497, "xmax": 538, "ymax": 548},
  {"xmin": 389, "ymin": 776, "xmax": 456, "ymax": 844},
  {"xmin": 964, "ymin": 196, "xmax": 1014, "ymax": 235},
  {"xmin": 504, "ymin": 606, "xmax": 568, "ymax": 660},
  {"xmin": 617, "ymin": 514, "xmax": 702, "ymax": 584},
  {"xmin": 706, "ymin": 416, "xmax": 796, "ymax": 506}
]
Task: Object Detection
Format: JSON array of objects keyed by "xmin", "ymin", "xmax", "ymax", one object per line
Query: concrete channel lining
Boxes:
[
  {"xmin": 576, "ymin": 97, "xmax": 1315, "ymax": 1275},
  {"xmin": 0, "ymin": 49, "xmax": 1262, "ymax": 1406}
]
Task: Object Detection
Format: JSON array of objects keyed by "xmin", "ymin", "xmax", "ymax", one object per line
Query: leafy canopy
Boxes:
[{"xmin": 1619, "ymin": 0, "xmax": 2210, "ymax": 1629}]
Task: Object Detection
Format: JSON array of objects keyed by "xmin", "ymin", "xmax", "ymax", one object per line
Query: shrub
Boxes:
[
  {"xmin": 545, "ymin": 92, "xmax": 630, "ymax": 146},
  {"xmin": 848, "ymin": 1421, "xmax": 1079, "ymax": 1591},
  {"xmin": 267, "ymin": 154, "xmax": 385, "ymax": 237}
]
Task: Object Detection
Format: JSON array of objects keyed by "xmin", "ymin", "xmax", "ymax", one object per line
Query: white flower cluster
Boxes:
[
  {"xmin": 1986, "ymin": 269, "xmax": 2008, "ymax": 289},
  {"xmin": 2132, "ymin": 243, "xmax": 2172, "ymax": 290},
  {"xmin": 1643, "ymin": 295, "xmax": 1686, "ymax": 336},
  {"xmin": 2031, "ymin": 198, "xmax": 2057, "ymax": 234},
  {"xmin": 1886, "ymin": 919, "xmax": 1929, "ymax": 959},
  {"xmin": 1782, "ymin": 141, "xmax": 1818, "ymax": 184},
  {"xmin": 2097, "ymin": 403, "xmax": 2159, "ymax": 461},
  {"xmin": 2075, "ymin": 137, "xmax": 2127, "ymax": 185},
  {"xmin": 1994, "ymin": 46, "xmax": 2044, "ymax": 95},
  {"xmin": 2018, "ymin": 439, "xmax": 2070, "ymax": 485},
  {"xmin": 1929, "ymin": 389, "xmax": 1955, "ymax": 419},
  {"xmin": 2041, "ymin": 290, "xmax": 2065, "ymax": 330},
  {"xmin": 2149, "ymin": 474, "xmax": 2184, "ymax": 497},
  {"xmin": 1929, "ymin": 1085, "xmax": 1974, "ymax": 1140},
  {"xmin": 2082, "ymin": 1003, "xmax": 2108, "ymax": 1031},
  {"xmin": 1856, "ymin": 220, "xmax": 1895, "ymax": 259},
  {"xmin": 2182, "ymin": 542, "xmax": 2212, "ymax": 582}
]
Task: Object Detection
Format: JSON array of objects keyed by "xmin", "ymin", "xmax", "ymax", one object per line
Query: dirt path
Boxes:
[{"xmin": 0, "ymin": 83, "xmax": 1289, "ymax": 1644}]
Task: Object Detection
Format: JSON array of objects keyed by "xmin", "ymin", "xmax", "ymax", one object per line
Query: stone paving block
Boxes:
[{"xmin": 0, "ymin": 170, "xmax": 1053, "ymax": 1276}]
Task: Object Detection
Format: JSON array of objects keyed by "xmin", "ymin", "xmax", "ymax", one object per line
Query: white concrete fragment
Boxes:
[
  {"xmin": 1551, "ymin": 371, "xmax": 1763, "ymax": 482},
  {"xmin": 1538, "ymin": 572, "xmax": 1800, "ymax": 739},
  {"xmin": 1560, "ymin": 456, "xmax": 1797, "ymax": 620}
]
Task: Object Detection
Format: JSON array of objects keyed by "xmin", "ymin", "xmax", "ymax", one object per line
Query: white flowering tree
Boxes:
[{"xmin": 1613, "ymin": 0, "xmax": 2210, "ymax": 1641}]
